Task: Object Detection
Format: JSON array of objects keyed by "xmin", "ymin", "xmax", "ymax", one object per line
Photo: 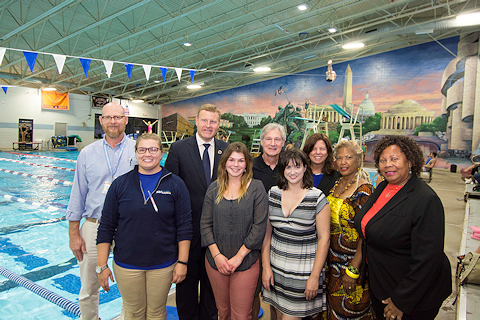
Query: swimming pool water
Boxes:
[{"xmin": 0, "ymin": 151, "xmax": 123, "ymax": 320}]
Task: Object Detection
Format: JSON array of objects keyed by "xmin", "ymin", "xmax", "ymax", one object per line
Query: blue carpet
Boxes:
[{"xmin": 166, "ymin": 306, "xmax": 179, "ymax": 320}]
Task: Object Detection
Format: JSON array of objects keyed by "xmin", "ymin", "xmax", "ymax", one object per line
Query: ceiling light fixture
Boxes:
[
  {"xmin": 328, "ymin": 22, "xmax": 337, "ymax": 33},
  {"xmin": 183, "ymin": 35, "xmax": 192, "ymax": 47},
  {"xmin": 342, "ymin": 42, "xmax": 365, "ymax": 49},
  {"xmin": 456, "ymin": 12, "xmax": 480, "ymax": 25},
  {"xmin": 187, "ymin": 84, "xmax": 202, "ymax": 89},
  {"xmin": 154, "ymin": 80, "xmax": 161, "ymax": 83},
  {"xmin": 298, "ymin": 4, "xmax": 307, "ymax": 11},
  {"xmin": 415, "ymin": 29, "xmax": 434, "ymax": 35},
  {"xmin": 131, "ymin": 99, "xmax": 144, "ymax": 103},
  {"xmin": 42, "ymin": 87, "xmax": 56, "ymax": 91},
  {"xmin": 253, "ymin": 66, "xmax": 271, "ymax": 72}
]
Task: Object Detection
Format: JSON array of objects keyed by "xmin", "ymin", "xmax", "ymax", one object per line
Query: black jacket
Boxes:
[
  {"xmin": 354, "ymin": 175, "xmax": 451, "ymax": 314},
  {"xmin": 165, "ymin": 136, "xmax": 229, "ymax": 246},
  {"xmin": 316, "ymin": 170, "xmax": 341, "ymax": 195}
]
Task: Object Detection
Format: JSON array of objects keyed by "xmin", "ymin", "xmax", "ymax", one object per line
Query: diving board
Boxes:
[{"xmin": 329, "ymin": 103, "xmax": 351, "ymax": 120}]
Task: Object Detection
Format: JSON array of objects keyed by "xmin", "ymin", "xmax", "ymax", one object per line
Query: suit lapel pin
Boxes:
[{"xmin": 218, "ymin": 150, "xmax": 222, "ymax": 155}]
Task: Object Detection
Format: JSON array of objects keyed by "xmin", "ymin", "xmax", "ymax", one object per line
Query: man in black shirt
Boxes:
[
  {"xmin": 253, "ymin": 123, "xmax": 286, "ymax": 191},
  {"xmin": 251, "ymin": 122, "xmax": 286, "ymax": 320}
]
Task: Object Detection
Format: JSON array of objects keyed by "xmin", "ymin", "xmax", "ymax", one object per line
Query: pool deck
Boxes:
[{"xmin": 457, "ymin": 185, "xmax": 480, "ymax": 319}]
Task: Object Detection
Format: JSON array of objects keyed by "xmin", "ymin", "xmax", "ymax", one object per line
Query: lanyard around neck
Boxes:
[{"xmin": 103, "ymin": 138, "xmax": 126, "ymax": 181}]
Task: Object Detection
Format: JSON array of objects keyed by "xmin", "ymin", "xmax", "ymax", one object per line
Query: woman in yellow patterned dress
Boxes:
[{"xmin": 323, "ymin": 140, "xmax": 375, "ymax": 319}]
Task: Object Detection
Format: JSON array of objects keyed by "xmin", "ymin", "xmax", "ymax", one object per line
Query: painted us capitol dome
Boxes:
[{"xmin": 358, "ymin": 92, "xmax": 375, "ymax": 117}]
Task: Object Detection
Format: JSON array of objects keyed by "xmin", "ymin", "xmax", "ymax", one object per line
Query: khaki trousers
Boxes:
[
  {"xmin": 78, "ymin": 219, "xmax": 101, "ymax": 320},
  {"xmin": 113, "ymin": 261, "xmax": 175, "ymax": 320}
]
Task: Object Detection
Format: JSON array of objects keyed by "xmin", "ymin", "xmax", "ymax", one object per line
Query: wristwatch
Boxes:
[{"xmin": 96, "ymin": 264, "xmax": 108, "ymax": 274}]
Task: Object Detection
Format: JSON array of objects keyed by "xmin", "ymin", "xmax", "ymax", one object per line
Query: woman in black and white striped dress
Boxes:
[{"xmin": 261, "ymin": 148, "xmax": 330, "ymax": 319}]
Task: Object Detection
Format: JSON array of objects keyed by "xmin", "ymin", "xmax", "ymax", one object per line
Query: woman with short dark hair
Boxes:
[
  {"xmin": 352, "ymin": 135, "xmax": 451, "ymax": 320},
  {"xmin": 262, "ymin": 148, "xmax": 330, "ymax": 319}
]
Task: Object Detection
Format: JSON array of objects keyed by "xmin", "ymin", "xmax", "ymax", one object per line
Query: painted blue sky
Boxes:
[{"xmin": 164, "ymin": 36, "xmax": 459, "ymax": 119}]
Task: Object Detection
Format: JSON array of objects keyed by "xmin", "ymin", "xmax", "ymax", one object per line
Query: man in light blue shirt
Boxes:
[{"xmin": 66, "ymin": 102, "xmax": 137, "ymax": 320}]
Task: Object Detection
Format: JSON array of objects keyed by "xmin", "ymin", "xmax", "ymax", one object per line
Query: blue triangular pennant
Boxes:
[
  {"xmin": 125, "ymin": 63, "xmax": 133, "ymax": 80},
  {"xmin": 79, "ymin": 58, "xmax": 91, "ymax": 77},
  {"xmin": 189, "ymin": 70, "xmax": 195, "ymax": 83},
  {"xmin": 160, "ymin": 67, "xmax": 167, "ymax": 82},
  {"xmin": 2, "ymin": 87, "xmax": 7, "ymax": 94},
  {"xmin": 23, "ymin": 51, "xmax": 38, "ymax": 73}
]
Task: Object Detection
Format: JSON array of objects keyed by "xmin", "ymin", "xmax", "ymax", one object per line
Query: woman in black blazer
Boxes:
[
  {"xmin": 302, "ymin": 133, "xmax": 341, "ymax": 194},
  {"xmin": 350, "ymin": 135, "xmax": 451, "ymax": 320}
]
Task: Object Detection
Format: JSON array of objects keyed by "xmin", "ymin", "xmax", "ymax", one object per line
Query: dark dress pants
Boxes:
[
  {"xmin": 176, "ymin": 240, "xmax": 217, "ymax": 320},
  {"xmin": 371, "ymin": 292, "xmax": 440, "ymax": 320}
]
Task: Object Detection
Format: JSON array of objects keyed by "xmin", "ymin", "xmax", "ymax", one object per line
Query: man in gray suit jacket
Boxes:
[{"xmin": 165, "ymin": 104, "xmax": 229, "ymax": 320}]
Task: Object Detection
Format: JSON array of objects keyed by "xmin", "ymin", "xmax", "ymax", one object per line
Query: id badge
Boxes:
[{"xmin": 102, "ymin": 181, "xmax": 111, "ymax": 194}]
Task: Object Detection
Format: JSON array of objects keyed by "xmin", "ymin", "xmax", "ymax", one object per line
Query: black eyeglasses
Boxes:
[{"xmin": 136, "ymin": 147, "xmax": 160, "ymax": 154}]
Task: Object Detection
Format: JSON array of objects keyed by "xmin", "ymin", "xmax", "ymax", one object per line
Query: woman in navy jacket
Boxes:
[
  {"xmin": 351, "ymin": 135, "xmax": 451, "ymax": 320},
  {"xmin": 97, "ymin": 133, "xmax": 192, "ymax": 320}
]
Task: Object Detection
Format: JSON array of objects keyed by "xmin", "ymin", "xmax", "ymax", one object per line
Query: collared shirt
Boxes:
[
  {"xmin": 196, "ymin": 132, "xmax": 215, "ymax": 178},
  {"xmin": 66, "ymin": 134, "xmax": 137, "ymax": 221}
]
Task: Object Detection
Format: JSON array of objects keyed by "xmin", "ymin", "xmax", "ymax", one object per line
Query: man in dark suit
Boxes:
[{"xmin": 165, "ymin": 104, "xmax": 228, "ymax": 320}]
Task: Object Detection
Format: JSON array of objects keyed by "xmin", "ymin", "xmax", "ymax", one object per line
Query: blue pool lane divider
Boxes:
[
  {"xmin": 0, "ymin": 192, "xmax": 68, "ymax": 214},
  {"xmin": 0, "ymin": 265, "xmax": 81, "ymax": 317},
  {"xmin": 0, "ymin": 168, "xmax": 73, "ymax": 186},
  {"xmin": 0, "ymin": 158, "xmax": 75, "ymax": 171}
]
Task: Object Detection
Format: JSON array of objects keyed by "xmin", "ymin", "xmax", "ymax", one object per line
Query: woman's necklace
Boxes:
[
  {"xmin": 331, "ymin": 175, "xmax": 356, "ymax": 198},
  {"xmin": 385, "ymin": 184, "xmax": 402, "ymax": 197}
]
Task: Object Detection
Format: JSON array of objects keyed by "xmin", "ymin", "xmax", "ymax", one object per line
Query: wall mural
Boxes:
[{"xmin": 163, "ymin": 34, "xmax": 479, "ymax": 168}]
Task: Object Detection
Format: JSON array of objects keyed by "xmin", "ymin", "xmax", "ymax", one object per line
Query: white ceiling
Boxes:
[{"xmin": 0, "ymin": 0, "xmax": 479, "ymax": 105}]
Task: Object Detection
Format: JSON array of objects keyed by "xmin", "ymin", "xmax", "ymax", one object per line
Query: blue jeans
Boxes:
[{"xmin": 474, "ymin": 172, "xmax": 480, "ymax": 184}]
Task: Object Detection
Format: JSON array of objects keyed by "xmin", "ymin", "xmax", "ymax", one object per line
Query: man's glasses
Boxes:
[
  {"xmin": 136, "ymin": 147, "xmax": 160, "ymax": 154},
  {"xmin": 102, "ymin": 116, "xmax": 125, "ymax": 122}
]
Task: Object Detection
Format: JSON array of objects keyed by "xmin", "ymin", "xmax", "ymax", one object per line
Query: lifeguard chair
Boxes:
[
  {"xmin": 331, "ymin": 104, "xmax": 362, "ymax": 144},
  {"xmin": 295, "ymin": 107, "xmax": 329, "ymax": 150}
]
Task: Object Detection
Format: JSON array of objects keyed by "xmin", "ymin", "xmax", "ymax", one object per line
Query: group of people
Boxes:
[{"xmin": 67, "ymin": 102, "xmax": 452, "ymax": 320}]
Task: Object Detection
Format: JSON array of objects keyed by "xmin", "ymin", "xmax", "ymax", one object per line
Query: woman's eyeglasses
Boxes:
[{"xmin": 136, "ymin": 147, "xmax": 160, "ymax": 154}]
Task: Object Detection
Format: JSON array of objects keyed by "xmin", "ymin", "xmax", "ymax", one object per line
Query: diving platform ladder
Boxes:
[
  {"xmin": 300, "ymin": 107, "xmax": 328, "ymax": 150},
  {"xmin": 337, "ymin": 104, "xmax": 363, "ymax": 145},
  {"xmin": 250, "ymin": 130, "xmax": 261, "ymax": 156}
]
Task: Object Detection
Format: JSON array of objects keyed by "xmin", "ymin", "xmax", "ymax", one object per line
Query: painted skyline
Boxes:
[{"xmin": 163, "ymin": 36, "xmax": 459, "ymax": 119}]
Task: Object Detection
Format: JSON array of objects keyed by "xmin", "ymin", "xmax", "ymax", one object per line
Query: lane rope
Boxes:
[
  {"xmin": 0, "ymin": 168, "xmax": 73, "ymax": 186},
  {"xmin": 2, "ymin": 151, "xmax": 77, "ymax": 163},
  {"xmin": 0, "ymin": 265, "xmax": 81, "ymax": 317},
  {"xmin": 0, "ymin": 192, "xmax": 68, "ymax": 213},
  {"xmin": 0, "ymin": 158, "xmax": 75, "ymax": 171}
]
